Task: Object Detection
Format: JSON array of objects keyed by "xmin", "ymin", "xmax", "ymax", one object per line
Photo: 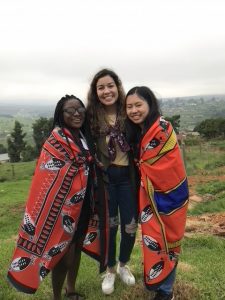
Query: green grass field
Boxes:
[{"xmin": 0, "ymin": 138, "xmax": 225, "ymax": 299}]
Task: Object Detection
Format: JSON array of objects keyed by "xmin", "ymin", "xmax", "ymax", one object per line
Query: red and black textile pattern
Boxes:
[{"xmin": 7, "ymin": 127, "xmax": 108, "ymax": 294}]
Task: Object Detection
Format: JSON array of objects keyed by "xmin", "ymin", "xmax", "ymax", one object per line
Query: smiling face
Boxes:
[
  {"xmin": 96, "ymin": 75, "xmax": 119, "ymax": 107},
  {"xmin": 126, "ymin": 94, "xmax": 150, "ymax": 128},
  {"xmin": 63, "ymin": 99, "xmax": 85, "ymax": 130}
]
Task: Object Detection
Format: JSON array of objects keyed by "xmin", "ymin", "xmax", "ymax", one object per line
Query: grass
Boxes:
[
  {"xmin": 184, "ymin": 144, "xmax": 225, "ymax": 176},
  {"xmin": 189, "ymin": 179, "xmax": 225, "ymax": 216},
  {"xmin": 0, "ymin": 180, "xmax": 31, "ymax": 239},
  {"xmin": 0, "ymin": 161, "xmax": 36, "ymax": 182},
  {"xmin": 189, "ymin": 193, "xmax": 225, "ymax": 216},
  {"xmin": 180, "ymin": 236, "xmax": 225, "ymax": 300},
  {"xmin": 1, "ymin": 137, "xmax": 225, "ymax": 299},
  {"xmin": 196, "ymin": 181, "xmax": 225, "ymax": 195}
]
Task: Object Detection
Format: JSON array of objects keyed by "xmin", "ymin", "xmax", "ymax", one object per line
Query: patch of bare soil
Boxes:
[
  {"xmin": 186, "ymin": 213, "xmax": 225, "ymax": 237},
  {"xmin": 127, "ymin": 280, "xmax": 200, "ymax": 300},
  {"xmin": 186, "ymin": 174, "xmax": 225, "ymax": 237}
]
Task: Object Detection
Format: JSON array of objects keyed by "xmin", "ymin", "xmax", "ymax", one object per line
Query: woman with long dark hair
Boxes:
[
  {"xmin": 87, "ymin": 69, "xmax": 138, "ymax": 295},
  {"xmin": 126, "ymin": 86, "xmax": 189, "ymax": 300}
]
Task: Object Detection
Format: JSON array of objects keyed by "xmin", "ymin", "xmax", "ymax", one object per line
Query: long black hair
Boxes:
[
  {"xmin": 125, "ymin": 86, "xmax": 161, "ymax": 150},
  {"xmin": 86, "ymin": 68, "xmax": 126, "ymax": 136}
]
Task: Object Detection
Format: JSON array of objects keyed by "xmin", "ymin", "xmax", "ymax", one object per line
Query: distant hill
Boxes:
[
  {"xmin": 0, "ymin": 104, "xmax": 54, "ymax": 146},
  {"xmin": 160, "ymin": 94, "xmax": 225, "ymax": 131},
  {"xmin": 0, "ymin": 94, "xmax": 225, "ymax": 146},
  {"xmin": 0, "ymin": 103, "xmax": 54, "ymax": 118}
]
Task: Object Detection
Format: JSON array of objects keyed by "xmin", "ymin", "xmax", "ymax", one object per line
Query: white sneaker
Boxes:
[
  {"xmin": 101, "ymin": 271, "xmax": 116, "ymax": 295},
  {"xmin": 116, "ymin": 264, "xmax": 135, "ymax": 285}
]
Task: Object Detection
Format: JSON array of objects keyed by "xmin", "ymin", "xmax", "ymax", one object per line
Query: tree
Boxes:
[
  {"xmin": 165, "ymin": 115, "xmax": 180, "ymax": 134},
  {"xmin": 32, "ymin": 117, "xmax": 53, "ymax": 154},
  {"xmin": 194, "ymin": 118, "xmax": 225, "ymax": 139},
  {"xmin": 0, "ymin": 144, "xmax": 7, "ymax": 154},
  {"xmin": 21, "ymin": 145, "xmax": 37, "ymax": 162},
  {"xmin": 7, "ymin": 121, "xmax": 26, "ymax": 162}
]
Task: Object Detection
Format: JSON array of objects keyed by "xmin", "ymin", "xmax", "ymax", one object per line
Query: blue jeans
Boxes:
[
  {"xmin": 106, "ymin": 165, "xmax": 138, "ymax": 268},
  {"xmin": 157, "ymin": 267, "xmax": 177, "ymax": 295}
]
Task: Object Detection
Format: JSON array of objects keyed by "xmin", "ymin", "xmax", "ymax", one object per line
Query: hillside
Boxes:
[
  {"xmin": 160, "ymin": 94, "xmax": 225, "ymax": 131},
  {"xmin": 0, "ymin": 94, "xmax": 225, "ymax": 145},
  {"xmin": 0, "ymin": 104, "xmax": 54, "ymax": 146}
]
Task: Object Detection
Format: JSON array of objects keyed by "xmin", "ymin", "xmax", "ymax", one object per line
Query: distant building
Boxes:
[
  {"xmin": 0, "ymin": 153, "xmax": 9, "ymax": 163},
  {"xmin": 177, "ymin": 133, "xmax": 187, "ymax": 145},
  {"xmin": 189, "ymin": 131, "xmax": 200, "ymax": 136}
]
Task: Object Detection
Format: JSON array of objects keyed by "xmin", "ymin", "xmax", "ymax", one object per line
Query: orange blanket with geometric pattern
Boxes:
[{"xmin": 138, "ymin": 117, "xmax": 189, "ymax": 290}]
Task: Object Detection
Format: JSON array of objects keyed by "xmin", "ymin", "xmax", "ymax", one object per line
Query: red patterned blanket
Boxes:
[
  {"xmin": 7, "ymin": 127, "xmax": 108, "ymax": 293},
  {"xmin": 138, "ymin": 117, "xmax": 189, "ymax": 289}
]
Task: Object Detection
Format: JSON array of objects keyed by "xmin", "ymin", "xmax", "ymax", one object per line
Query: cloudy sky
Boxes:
[{"xmin": 1, "ymin": 0, "xmax": 225, "ymax": 105}]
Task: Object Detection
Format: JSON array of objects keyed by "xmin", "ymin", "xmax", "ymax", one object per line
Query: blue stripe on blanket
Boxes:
[{"xmin": 154, "ymin": 179, "xmax": 189, "ymax": 214}]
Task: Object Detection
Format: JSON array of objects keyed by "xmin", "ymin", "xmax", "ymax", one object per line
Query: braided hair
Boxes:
[
  {"xmin": 52, "ymin": 94, "xmax": 85, "ymax": 130},
  {"xmin": 52, "ymin": 94, "xmax": 96, "ymax": 159}
]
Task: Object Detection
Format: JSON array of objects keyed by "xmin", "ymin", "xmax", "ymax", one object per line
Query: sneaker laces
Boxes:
[
  {"xmin": 120, "ymin": 265, "xmax": 133, "ymax": 276},
  {"xmin": 101, "ymin": 272, "xmax": 115, "ymax": 280}
]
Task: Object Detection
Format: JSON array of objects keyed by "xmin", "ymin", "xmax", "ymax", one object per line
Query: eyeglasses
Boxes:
[{"xmin": 63, "ymin": 107, "xmax": 86, "ymax": 115}]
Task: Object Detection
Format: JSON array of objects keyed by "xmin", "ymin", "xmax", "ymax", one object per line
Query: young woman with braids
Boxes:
[
  {"xmin": 86, "ymin": 69, "xmax": 139, "ymax": 295},
  {"xmin": 7, "ymin": 95, "xmax": 108, "ymax": 300}
]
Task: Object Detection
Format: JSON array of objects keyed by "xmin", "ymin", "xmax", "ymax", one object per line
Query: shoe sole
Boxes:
[
  {"xmin": 121, "ymin": 279, "xmax": 135, "ymax": 286},
  {"xmin": 117, "ymin": 272, "xmax": 135, "ymax": 286},
  {"xmin": 102, "ymin": 287, "xmax": 114, "ymax": 295}
]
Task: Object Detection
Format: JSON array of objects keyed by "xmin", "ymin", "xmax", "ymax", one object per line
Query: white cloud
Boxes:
[{"xmin": 0, "ymin": 0, "xmax": 225, "ymax": 103}]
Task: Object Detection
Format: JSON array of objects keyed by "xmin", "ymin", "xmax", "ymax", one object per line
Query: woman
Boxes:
[
  {"xmin": 86, "ymin": 69, "xmax": 138, "ymax": 295},
  {"xmin": 7, "ymin": 95, "xmax": 108, "ymax": 300},
  {"xmin": 125, "ymin": 87, "xmax": 189, "ymax": 300}
]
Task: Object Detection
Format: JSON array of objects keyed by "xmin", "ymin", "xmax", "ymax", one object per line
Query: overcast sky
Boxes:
[{"xmin": 1, "ymin": 0, "xmax": 225, "ymax": 105}]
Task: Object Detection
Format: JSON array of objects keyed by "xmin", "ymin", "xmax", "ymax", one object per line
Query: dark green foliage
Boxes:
[
  {"xmin": 21, "ymin": 145, "xmax": 37, "ymax": 161},
  {"xmin": 165, "ymin": 115, "xmax": 180, "ymax": 134},
  {"xmin": 32, "ymin": 117, "xmax": 53, "ymax": 154},
  {"xmin": 0, "ymin": 143, "xmax": 7, "ymax": 154},
  {"xmin": 7, "ymin": 121, "xmax": 26, "ymax": 162},
  {"xmin": 194, "ymin": 118, "xmax": 225, "ymax": 139}
]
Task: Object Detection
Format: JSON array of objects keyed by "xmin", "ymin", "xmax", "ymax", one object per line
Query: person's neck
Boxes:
[
  {"xmin": 70, "ymin": 128, "xmax": 80, "ymax": 139},
  {"xmin": 139, "ymin": 123, "xmax": 144, "ymax": 133},
  {"xmin": 103, "ymin": 104, "xmax": 117, "ymax": 116}
]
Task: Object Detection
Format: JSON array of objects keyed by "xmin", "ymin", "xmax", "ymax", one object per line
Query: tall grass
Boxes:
[{"xmin": 185, "ymin": 141, "xmax": 225, "ymax": 176}]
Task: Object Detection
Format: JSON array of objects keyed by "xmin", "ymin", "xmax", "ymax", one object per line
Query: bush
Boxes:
[
  {"xmin": 185, "ymin": 136, "xmax": 201, "ymax": 146},
  {"xmin": 21, "ymin": 145, "xmax": 37, "ymax": 162}
]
